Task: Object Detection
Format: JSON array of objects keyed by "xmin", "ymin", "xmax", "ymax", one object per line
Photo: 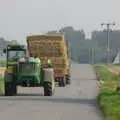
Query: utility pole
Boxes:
[
  {"xmin": 92, "ymin": 48, "xmax": 95, "ymax": 64},
  {"xmin": 89, "ymin": 48, "xmax": 91, "ymax": 64},
  {"xmin": 101, "ymin": 22, "xmax": 115, "ymax": 64}
]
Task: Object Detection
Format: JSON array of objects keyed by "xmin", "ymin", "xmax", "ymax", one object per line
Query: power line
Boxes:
[{"xmin": 101, "ymin": 22, "xmax": 116, "ymax": 64}]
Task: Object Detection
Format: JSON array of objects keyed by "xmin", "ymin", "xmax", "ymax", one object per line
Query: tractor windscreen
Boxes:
[
  {"xmin": 8, "ymin": 51, "xmax": 25, "ymax": 61},
  {"xmin": 19, "ymin": 63, "xmax": 35, "ymax": 73}
]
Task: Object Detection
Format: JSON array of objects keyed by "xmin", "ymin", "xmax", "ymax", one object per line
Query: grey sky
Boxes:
[{"xmin": 0, "ymin": 0, "xmax": 120, "ymax": 43}]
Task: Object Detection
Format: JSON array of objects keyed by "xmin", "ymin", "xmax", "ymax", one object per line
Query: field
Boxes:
[
  {"xmin": 0, "ymin": 75, "xmax": 4, "ymax": 93},
  {"xmin": 0, "ymin": 61, "xmax": 6, "ymax": 67},
  {"xmin": 108, "ymin": 66, "xmax": 120, "ymax": 75},
  {"xmin": 95, "ymin": 65, "xmax": 120, "ymax": 120},
  {"xmin": 0, "ymin": 67, "xmax": 5, "ymax": 94},
  {"xmin": 0, "ymin": 67, "xmax": 6, "ymax": 76}
]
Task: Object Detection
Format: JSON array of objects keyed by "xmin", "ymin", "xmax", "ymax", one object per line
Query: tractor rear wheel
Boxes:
[
  {"xmin": 5, "ymin": 82, "xmax": 16, "ymax": 96},
  {"xmin": 44, "ymin": 82, "xmax": 53, "ymax": 96},
  {"xmin": 4, "ymin": 72, "xmax": 17, "ymax": 96}
]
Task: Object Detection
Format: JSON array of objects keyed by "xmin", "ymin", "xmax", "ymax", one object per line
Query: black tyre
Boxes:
[
  {"xmin": 66, "ymin": 77, "xmax": 71, "ymax": 85},
  {"xmin": 4, "ymin": 72, "xmax": 17, "ymax": 96},
  {"xmin": 5, "ymin": 83, "xmax": 12, "ymax": 96},
  {"xmin": 58, "ymin": 78, "xmax": 62, "ymax": 87},
  {"xmin": 5, "ymin": 82, "xmax": 16, "ymax": 96},
  {"xmin": 44, "ymin": 82, "xmax": 53, "ymax": 96},
  {"xmin": 59, "ymin": 77, "xmax": 66, "ymax": 87},
  {"xmin": 12, "ymin": 82, "xmax": 17, "ymax": 95},
  {"xmin": 58, "ymin": 77, "xmax": 62, "ymax": 87}
]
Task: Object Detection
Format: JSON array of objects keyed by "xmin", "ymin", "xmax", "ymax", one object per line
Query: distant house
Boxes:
[
  {"xmin": 0, "ymin": 37, "xmax": 7, "ymax": 49},
  {"xmin": 9, "ymin": 40, "xmax": 18, "ymax": 45},
  {"xmin": 113, "ymin": 52, "xmax": 120, "ymax": 64},
  {"xmin": 0, "ymin": 37, "xmax": 7, "ymax": 61},
  {"xmin": 0, "ymin": 55, "xmax": 6, "ymax": 61}
]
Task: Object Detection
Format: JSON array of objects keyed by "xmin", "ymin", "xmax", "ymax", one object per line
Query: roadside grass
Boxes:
[
  {"xmin": 0, "ymin": 75, "xmax": 4, "ymax": 94},
  {"xmin": 95, "ymin": 65, "xmax": 120, "ymax": 120},
  {"xmin": 0, "ymin": 61, "xmax": 6, "ymax": 67}
]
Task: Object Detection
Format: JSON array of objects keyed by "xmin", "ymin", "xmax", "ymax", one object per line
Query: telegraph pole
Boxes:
[{"xmin": 101, "ymin": 22, "xmax": 115, "ymax": 64}]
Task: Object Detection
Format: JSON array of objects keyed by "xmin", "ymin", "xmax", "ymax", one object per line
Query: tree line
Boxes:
[
  {"xmin": 48, "ymin": 26, "xmax": 120, "ymax": 64},
  {"xmin": 1, "ymin": 26, "xmax": 120, "ymax": 64}
]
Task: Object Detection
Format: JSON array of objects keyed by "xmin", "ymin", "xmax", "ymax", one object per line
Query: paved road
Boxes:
[{"xmin": 0, "ymin": 64, "xmax": 103, "ymax": 120}]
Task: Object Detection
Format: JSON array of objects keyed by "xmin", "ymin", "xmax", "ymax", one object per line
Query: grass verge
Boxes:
[
  {"xmin": 0, "ymin": 75, "xmax": 4, "ymax": 94},
  {"xmin": 95, "ymin": 65, "xmax": 120, "ymax": 120},
  {"xmin": 0, "ymin": 61, "xmax": 6, "ymax": 67}
]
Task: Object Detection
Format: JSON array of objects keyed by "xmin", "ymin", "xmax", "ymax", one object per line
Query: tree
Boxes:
[{"xmin": 59, "ymin": 27, "xmax": 86, "ymax": 62}]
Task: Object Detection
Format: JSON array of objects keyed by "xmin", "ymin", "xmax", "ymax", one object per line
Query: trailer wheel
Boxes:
[
  {"xmin": 59, "ymin": 77, "xmax": 66, "ymax": 87},
  {"xmin": 44, "ymin": 82, "xmax": 53, "ymax": 96},
  {"xmin": 66, "ymin": 77, "xmax": 71, "ymax": 85}
]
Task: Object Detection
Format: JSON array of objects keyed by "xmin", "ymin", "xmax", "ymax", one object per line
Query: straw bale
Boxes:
[{"xmin": 27, "ymin": 35, "xmax": 69, "ymax": 74}]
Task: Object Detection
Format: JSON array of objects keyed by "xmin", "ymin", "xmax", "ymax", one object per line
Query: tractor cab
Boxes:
[{"xmin": 5, "ymin": 45, "xmax": 26, "ymax": 73}]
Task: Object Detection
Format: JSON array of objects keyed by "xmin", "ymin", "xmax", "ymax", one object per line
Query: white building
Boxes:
[{"xmin": 113, "ymin": 52, "xmax": 120, "ymax": 64}]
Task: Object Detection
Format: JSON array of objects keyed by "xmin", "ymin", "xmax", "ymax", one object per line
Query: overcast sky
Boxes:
[{"xmin": 0, "ymin": 0, "xmax": 120, "ymax": 43}]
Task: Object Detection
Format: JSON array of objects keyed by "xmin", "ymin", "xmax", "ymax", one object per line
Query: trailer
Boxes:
[{"xmin": 27, "ymin": 35, "xmax": 71, "ymax": 87}]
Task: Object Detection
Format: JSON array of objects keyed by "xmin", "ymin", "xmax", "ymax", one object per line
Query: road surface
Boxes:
[{"xmin": 0, "ymin": 64, "xmax": 103, "ymax": 120}]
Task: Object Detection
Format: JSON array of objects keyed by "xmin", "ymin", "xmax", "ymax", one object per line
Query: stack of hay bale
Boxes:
[{"xmin": 27, "ymin": 35, "xmax": 69, "ymax": 75}]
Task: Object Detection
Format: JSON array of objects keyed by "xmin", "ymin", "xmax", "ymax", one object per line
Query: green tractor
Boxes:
[{"xmin": 4, "ymin": 45, "xmax": 55, "ymax": 96}]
